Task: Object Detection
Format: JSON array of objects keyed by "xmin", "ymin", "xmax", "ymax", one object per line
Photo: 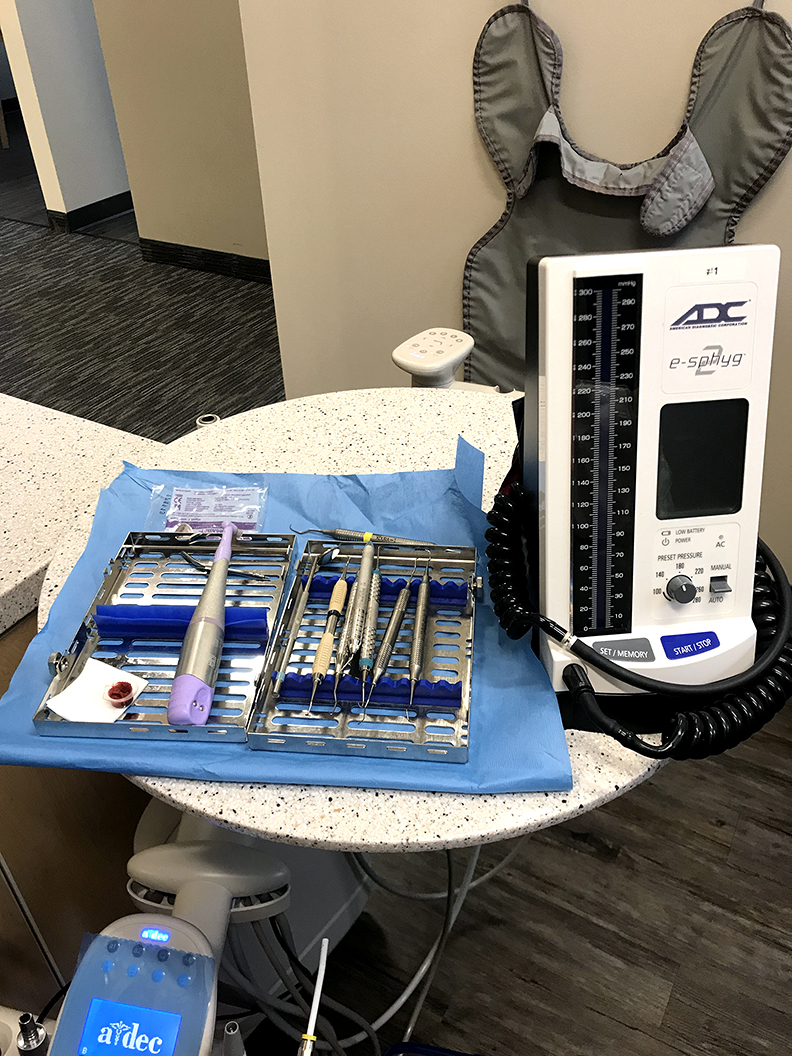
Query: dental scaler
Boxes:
[
  {"xmin": 333, "ymin": 579, "xmax": 359, "ymax": 706},
  {"xmin": 167, "ymin": 522, "xmax": 234, "ymax": 725},
  {"xmin": 408, "ymin": 563, "xmax": 431, "ymax": 712},
  {"xmin": 359, "ymin": 570, "xmax": 382, "ymax": 705},
  {"xmin": 366, "ymin": 563, "xmax": 415, "ymax": 703},
  {"xmin": 309, "ymin": 563, "xmax": 350, "ymax": 707}
]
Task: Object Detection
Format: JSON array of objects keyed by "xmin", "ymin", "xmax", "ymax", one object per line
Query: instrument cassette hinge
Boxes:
[
  {"xmin": 247, "ymin": 541, "xmax": 478, "ymax": 762},
  {"xmin": 34, "ymin": 531, "xmax": 295, "ymax": 740},
  {"xmin": 528, "ymin": 244, "xmax": 780, "ymax": 693}
]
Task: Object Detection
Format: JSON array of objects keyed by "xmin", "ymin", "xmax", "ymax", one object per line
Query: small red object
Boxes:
[{"xmin": 106, "ymin": 681, "xmax": 134, "ymax": 707}]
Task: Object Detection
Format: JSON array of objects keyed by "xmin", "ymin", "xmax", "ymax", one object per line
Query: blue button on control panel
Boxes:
[{"xmin": 661, "ymin": 631, "xmax": 720, "ymax": 660}]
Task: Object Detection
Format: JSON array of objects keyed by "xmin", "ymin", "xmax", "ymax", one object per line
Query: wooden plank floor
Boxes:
[{"xmin": 249, "ymin": 703, "xmax": 792, "ymax": 1056}]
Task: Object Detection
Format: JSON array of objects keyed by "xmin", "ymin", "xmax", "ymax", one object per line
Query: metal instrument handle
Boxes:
[
  {"xmin": 348, "ymin": 543, "xmax": 375, "ymax": 653},
  {"xmin": 331, "ymin": 529, "xmax": 434, "ymax": 547},
  {"xmin": 273, "ymin": 553, "xmax": 320, "ymax": 695},
  {"xmin": 409, "ymin": 575, "xmax": 431, "ymax": 681},
  {"xmin": 360, "ymin": 572, "xmax": 381, "ymax": 662},
  {"xmin": 334, "ymin": 579, "xmax": 359, "ymax": 675},
  {"xmin": 372, "ymin": 585, "xmax": 410, "ymax": 678}
]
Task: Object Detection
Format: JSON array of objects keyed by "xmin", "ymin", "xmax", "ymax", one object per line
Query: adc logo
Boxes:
[{"xmin": 670, "ymin": 301, "xmax": 748, "ymax": 329}]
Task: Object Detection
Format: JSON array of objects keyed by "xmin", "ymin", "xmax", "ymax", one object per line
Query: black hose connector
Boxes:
[
  {"xmin": 486, "ymin": 485, "xmax": 792, "ymax": 760},
  {"xmin": 562, "ymin": 664, "xmax": 689, "ymax": 758}
]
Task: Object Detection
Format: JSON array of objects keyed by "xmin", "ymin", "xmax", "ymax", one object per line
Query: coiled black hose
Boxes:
[{"xmin": 485, "ymin": 484, "xmax": 792, "ymax": 760}]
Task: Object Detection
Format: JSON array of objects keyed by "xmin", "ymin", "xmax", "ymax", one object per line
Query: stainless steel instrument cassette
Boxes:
[
  {"xmin": 247, "ymin": 541, "xmax": 477, "ymax": 762},
  {"xmin": 34, "ymin": 531, "xmax": 294, "ymax": 740}
]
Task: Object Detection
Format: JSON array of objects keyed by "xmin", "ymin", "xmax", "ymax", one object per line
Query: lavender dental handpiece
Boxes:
[{"xmin": 167, "ymin": 522, "xmax": 235, "ymax": 726}]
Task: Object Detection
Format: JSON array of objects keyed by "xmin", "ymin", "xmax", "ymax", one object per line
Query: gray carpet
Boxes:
[{"xmin": 0, "ymin": 217, "xmax": 284, "ymax": 442}]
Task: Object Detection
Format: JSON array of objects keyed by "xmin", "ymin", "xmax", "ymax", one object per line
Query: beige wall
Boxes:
[
  {"xmin": 241, "ymin": 0, "xmax": 792, "ymax": 570},
  {"xmin": 93, "ymin": 0, "xmax": 267, "ymax": 258},
  {"xmin": 0, "ymin": 0, "xmax": 128, "ymax": 213},
  {"xmin": 239, "ymin": 0, "xmax": 504, "ymax": 391}
]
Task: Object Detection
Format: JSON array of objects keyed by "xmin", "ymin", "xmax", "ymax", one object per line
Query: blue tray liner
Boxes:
[
  {"xmin": 94, "ymin": 604, "xmax": 268, "ymax": 642},
  {"xmin": 279, "ymin": 672, "xmax": 462, "ymax": 708},
  {"xmin": 0, "ymin": 438, "xmax": 573, "ymax": 792},
  {"xmin": 308, "ymin": 575, "xmax": 467, "ymax": 605}
]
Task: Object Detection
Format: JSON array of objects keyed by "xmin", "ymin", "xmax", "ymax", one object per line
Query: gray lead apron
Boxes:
[{"xmin": 463, "ymin": 0, "xmax": 792, "ymax": 390}]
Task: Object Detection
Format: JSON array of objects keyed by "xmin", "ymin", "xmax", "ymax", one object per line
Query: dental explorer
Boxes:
[
  {"xmin": 290, "ymin": 526, "xmax": 434, "ymax": 547},
  {"xmin": 407, "ymin": 561, "xmax": 432, "ymax": 713},
  {"xmin": 333, "ymin": 577, "xmax": 359, "ymax": 706},
  {"xmin": 272, "ymin": 547, "xmax": 339, "ymax": 699},
  {"xmin": 308, "ymin": 561, "xmax": 350, "ymax": 708},
  {"xmin": 167, "ymin": 521, "xmax": 234, "ymax": 725},
  {"xmin": 359, "ymin": 569, "xmax": 382, "ymax": 706},
  {"xmin": 366, "ymin": 560, "xmax": 417, "ymax": 704}
]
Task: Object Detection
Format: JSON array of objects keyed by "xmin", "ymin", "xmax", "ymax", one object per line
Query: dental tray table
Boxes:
[
  {"xmin": 247, "ymin": 541, "xmax": 478, "ymax": 762},
  {"xmin": 33, "ymin": 531, "xmax": 294, "ymax": 742}
]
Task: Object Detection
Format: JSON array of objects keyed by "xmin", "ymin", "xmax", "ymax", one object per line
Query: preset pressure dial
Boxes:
[{"xmin": 665, "ymin": 574, "xmax": 696, "ymax": 604}]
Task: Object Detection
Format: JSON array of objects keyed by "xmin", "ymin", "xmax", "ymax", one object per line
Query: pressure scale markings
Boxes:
[{"xmin": 570, "ymin": 275, "xmax": 642, "ymax": 636}]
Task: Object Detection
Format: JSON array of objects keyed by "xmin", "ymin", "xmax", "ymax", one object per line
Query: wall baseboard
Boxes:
[
  {"xmin": 139, "ymin": 237, "xmax": 271, "ymax": 283},
  {"xmin": 47, "ymin": 190, "xmax": 134, "ymax": 234}
]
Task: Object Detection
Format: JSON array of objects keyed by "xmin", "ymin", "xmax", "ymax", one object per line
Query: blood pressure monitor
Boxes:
[{"xmin": 526, "ymin": 244, "xmax": 780, "ymax": 693}]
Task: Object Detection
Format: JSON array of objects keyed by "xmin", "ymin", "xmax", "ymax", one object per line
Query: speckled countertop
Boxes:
[
  {"xmin": 38, "ymin": 389, "xmax": 662, "ymax": 851},
  {"xmin": 0, "ymin": 393, "xmax": 163, "ymax": 635}
]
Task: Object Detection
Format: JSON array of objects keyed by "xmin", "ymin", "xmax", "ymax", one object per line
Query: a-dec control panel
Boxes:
[{"xmin": 49, "ymin": 927, "xmax": 214, "ymax": 1056}]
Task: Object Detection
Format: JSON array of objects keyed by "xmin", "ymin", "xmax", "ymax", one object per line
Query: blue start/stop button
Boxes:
[{"xmin": 661, "ymin": 631, "xmax": 721, "ymax": 660}]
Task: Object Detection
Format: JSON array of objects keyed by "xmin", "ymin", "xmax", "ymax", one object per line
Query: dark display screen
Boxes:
[
  {"xmin": 657, "ymin": 399, "xmax": 749, "ymax": 519},
  {"xmin": 78, "ymin": 999, "xmax": 181, "ymax": 1056}
]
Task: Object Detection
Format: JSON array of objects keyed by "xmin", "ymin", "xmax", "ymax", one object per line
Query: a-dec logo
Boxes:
[
  {"xmin": 96, "ymin": 1021, "xmax": 163, "ymax": 1053},
  {"xmin": 668, "ymin": 343, "xmax": 743, "ymax": 374},
  {"xmin": 670, "ymin": 301, "xmax": 748, "ymax": 328},
  {"xmin": 79, "ymin": 1000, "xmax": 180, "ymax": 1056}
]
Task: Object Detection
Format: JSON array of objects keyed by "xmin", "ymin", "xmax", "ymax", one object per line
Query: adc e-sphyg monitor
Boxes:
[{"xmin": 525, "ymin": 244, "xmax": 780, "ymax": 694}]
